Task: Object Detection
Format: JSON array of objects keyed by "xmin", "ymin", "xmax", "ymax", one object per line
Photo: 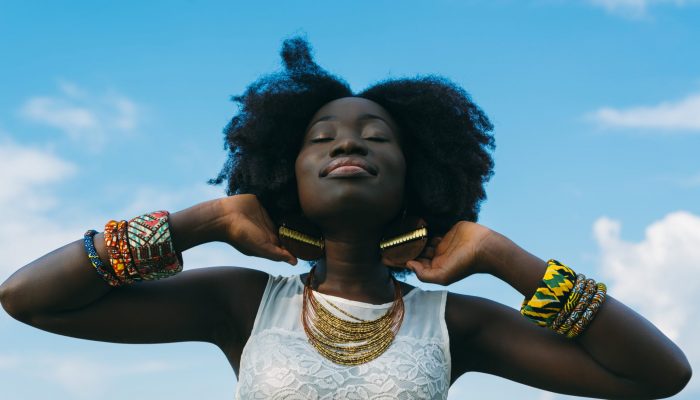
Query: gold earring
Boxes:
[
  {"xmin": 278, "ymin": 215, "xmax": 325, "ymax": 260},
  {"xmin": 278, "ymin": 212, "xmax": 428, "ymax": 266},
  {"xmin": 380, "ymin": 214, "xmax": 428, "ymax": 268}
]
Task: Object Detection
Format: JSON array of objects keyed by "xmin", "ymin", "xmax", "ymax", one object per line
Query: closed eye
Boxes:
[{"xmin": 309, "ymin": 136, "xmax": 388, "ymax": 143}]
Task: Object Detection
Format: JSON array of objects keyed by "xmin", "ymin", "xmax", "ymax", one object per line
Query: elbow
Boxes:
[
  {"xmin": 0, "ymin": 281, "xmax": 14, "ymax": 316},
  {"xmin": 648, "ymin": 360, "xmax": 692, "ymax": 399},
  {"xmin": 0, "ymin": 281, "xmax": 31, "ymax": 322},
  {"xmin": 664, "ymin": 363, "xmax": 692, "ymax": 398}
]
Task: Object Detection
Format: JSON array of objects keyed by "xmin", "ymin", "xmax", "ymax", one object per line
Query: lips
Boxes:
[{"xmin": 320, "ymin": 157, "xmax": 377, "ymax": 177}]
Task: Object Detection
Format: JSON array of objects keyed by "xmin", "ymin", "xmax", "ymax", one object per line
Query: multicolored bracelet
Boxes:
[
  {"xmin": 82, "ymin": 210, "xmax": 183, "ymax": 286},
  {"xmin": 555, "ymin": 278, "xmax": 597, "ymax": 335},
  {"xmin": 520, "ymin": 259, "xmax": 577, "ymax": 327},
  {"xmin": 104, "ymin": 220, "xmax": 134, "ymax": 284},
  {"xmin": 566, "ymin": 283, "xmax": 607, "ymax": 339},
  {"xmin": 551, "ymin": 273, "xmax": 587, "ymax": 331},
  {"xmin": 127, "ymin": 210, "xmax": 182, "ymax": 278},
  {"xmin": 521, "ymin": 259, "xmax": 608, "ymax": 339},
  {"xmin": 83, "ymin": 230, "xmax": 121, "ymax": 287}
]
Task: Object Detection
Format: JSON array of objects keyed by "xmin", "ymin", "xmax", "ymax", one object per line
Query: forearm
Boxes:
[
  {"xmin": 482, "ymin": 231, "xmax": 692, "ymax": 393},
  {"xmin": 0, "ymin": 198, "xmax": 228, "ymax": 318}
]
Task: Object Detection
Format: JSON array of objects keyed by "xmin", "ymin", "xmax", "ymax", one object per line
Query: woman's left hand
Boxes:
[{"xmin": 406, "ymin": 221, "xmax": 494, "ymax": 286}]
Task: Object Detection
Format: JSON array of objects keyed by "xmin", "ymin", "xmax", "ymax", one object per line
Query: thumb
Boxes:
[
  {"xmin": 260, "ymin": 243, "xmax": 298, "ymax": 266},
  {"xmin": 406, "ymin": 259, "xmax": 432, "ymax": 281},
  {"xmin": 277, "ymin": 248, "xmax": 298, "ymax": 266}
]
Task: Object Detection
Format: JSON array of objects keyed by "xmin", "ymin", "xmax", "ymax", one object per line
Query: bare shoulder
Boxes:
[
  {"xmin": 208, "ymin": 266, "xmax": 271, "ymax": 340},
  {"xmin": 445, "ymin": 291, "xmax": 497, "ymax": 337},
  {"xmin": 445, "ymin": 291, "xmax": 513, "ymax": 382}
]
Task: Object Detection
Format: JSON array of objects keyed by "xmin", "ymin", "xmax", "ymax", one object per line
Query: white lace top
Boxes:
[{"xmin": 235, "ymin": 274, "xmax": 451, "ymax": 399}]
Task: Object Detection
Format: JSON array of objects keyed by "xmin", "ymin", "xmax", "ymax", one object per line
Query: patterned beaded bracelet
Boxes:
[
  {"xmin": 104, "ymin": 220, "xmax": 134, "ymax": 284},
  {"xmin": 117, "ymin": 220, "xmax": 142, "ymax": 282},
  {"xmin": 566, "ymin": 283, "xmax": 607, "ymax": 339},
  {"xmin": 520, "ymin": 259, "xmax": 577, "ymax": 327},
  {"xmin": 555, "ymin": 278, "xmax": 597, "ymax": 335},
  {"xmin": 551, "ymin": 273, "xmax": 587, "ymax": 331},
  {"xmin": 83, "ymin": 230, "xmax": 121, "ymax": 287},
  {"xmin": 127, "ymin": 210, "xmax": 183, "ymax": 279}
]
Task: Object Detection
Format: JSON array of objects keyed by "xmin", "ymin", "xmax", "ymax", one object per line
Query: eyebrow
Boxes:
[{"xmin": 308, "ymin": 113, "xmax": 392, "ymax": 128}]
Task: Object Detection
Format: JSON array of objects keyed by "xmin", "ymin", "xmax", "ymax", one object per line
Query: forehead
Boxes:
[{"xmin": 307, "ymin": 97, "xmax": 398, "ymax": 132}]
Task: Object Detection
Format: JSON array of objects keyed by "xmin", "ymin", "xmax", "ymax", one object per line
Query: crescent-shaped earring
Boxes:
[
  {"xmin": 278, "ymin": 214, "xmax": 325, "ymax": 261},
  {"xmin": 379, "ymin": 208, "xmax": 428, "ymax": 268}
]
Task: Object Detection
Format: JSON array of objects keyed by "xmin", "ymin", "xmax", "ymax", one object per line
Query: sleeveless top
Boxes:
[{"xmin": 235, "ymin": 274, "xmax": 452, "ymax": 399}]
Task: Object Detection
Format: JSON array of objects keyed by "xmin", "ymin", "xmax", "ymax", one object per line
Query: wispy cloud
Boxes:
[
  {"xmin": 0, "ymin": 354, "xmax": 20, "ymax": 369},
  {"xmin": 587, "ymin": 0, "xmax": 699, "ymax": 19},
  {"xmin": 587, "ymin": 93, "xmax": 700, "ymax": 131},
  {"xmin": 0, "ymin": 353, "xmax": 178, "ymax": 399},
  {"xmin": 0, "ymin": 139, "xmax": 81, "ymax": 280},
  {"xmin": 39, "ymin": 356, "xmax": 177, "ymax": 398},
  {"xmin": 0, "ymin": 138, "xmax": 280, "ymax": 279},
  {"xmin": 537, "ymin": 392, "xmax": 557, "ymax": 400},
  {"xmin": 594, "ymin": 211, "xmax": 700, "ymax": 340},
  {"xmin": 0, "ymin": 138, "xmax": 76, "ymax": 207},
  {"xmin": 663, "ymin": 171, "xmax": 700, "ymax": 188},
  {"xmin": 679, "ymin": 172, "xmax": 700, "ymax": 187},
  {"xmin": 20, "ymin": 81, "xmax": 140, "ymax": 148}
]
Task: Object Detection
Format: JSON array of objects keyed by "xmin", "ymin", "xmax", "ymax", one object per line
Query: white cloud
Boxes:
[
  {"xmin": 0, "ymin": 140, "xmax": 278, "ymax": 280},
  {"xmin": 0, "ymin": 353, "xmax": 178, "ymax": 399},
  {"xmin": 680, "ymin": 173, "xmax": 700, "ymax": 187},
  {"xmin": 20, "ymin": 81, "xmax": 140, "ymax": 148},
  {"xmin": 594, "ymin": 211, "xmax": 700, "ymax": 341},
  {"xmin": 666, "ymin": 172, "xmax": 700, "ymax": 188},
  {"xmin": 38, "ymin": 356, "xmax": 177, "ymax": 398},
  {"xmin": 0, "ymin": 139, "xmax": 81, "ymax": 281},
  {"xmin": 587, "ymin": 0, "xmax": 698, "ymax": 18},
  {"xmin": 595, "ymin": 212, "xmax": 700, "ymax": 394},
  {"xmin": 587, "ymin": 93, "xmax": 700, "ymax": 131},
  {"xmin": 0, "ymin": 354, "xmax": 20, "ymax": 369},
  {"xmin": 0, "ymin": 138, "xmax": 76, "ymax": 207}
]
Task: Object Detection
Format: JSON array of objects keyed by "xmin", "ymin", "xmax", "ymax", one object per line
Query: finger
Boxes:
[
  {"xmin": 259, "ymin": 243, "xmax": 297, "ymax": 265},
  {"xmin": 406, "ymin": 259, "xmax": 436, "ymax": 281}
]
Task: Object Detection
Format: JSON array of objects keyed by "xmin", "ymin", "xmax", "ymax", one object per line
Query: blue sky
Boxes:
[{"xmin": 1, "ymin": 1, "xmax": 700, "ymax": 399}]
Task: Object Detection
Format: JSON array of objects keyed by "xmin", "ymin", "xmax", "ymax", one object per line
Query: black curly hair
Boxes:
[{"xmin": 210, "ymin": 36, "xmax": 495, "ymax": 268}]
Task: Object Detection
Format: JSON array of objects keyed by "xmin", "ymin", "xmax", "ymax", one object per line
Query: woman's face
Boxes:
[{"xmin": 295, "ymin": 97, "xmax": 406, "ymax": 228}]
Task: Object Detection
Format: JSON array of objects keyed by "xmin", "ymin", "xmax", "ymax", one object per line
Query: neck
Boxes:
[{"xmin": 309, "ymin": 228, "xmax": 396, "ymax": 304}]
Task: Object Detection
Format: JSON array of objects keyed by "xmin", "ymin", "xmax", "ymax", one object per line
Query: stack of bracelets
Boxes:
[
  {"xmin": 520, "ymin": 259, "xmax": 607, "ymax": 339},
  {"xmin": 83, "ymin": 210, "xmax": 183, "ymax": 287}
]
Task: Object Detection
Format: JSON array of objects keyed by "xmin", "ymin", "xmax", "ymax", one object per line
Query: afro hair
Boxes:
[{"xmin": 209, "ymin": 36, "xmax": 495, "ymax": 272}]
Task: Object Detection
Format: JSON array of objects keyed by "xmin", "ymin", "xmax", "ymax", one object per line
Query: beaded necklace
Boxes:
[{"xmin": 301, "ymin": 266, "xmax": 405, "ymax": 366}]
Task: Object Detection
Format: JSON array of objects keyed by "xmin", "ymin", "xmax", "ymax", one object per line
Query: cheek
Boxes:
[
  {"xmin": 295, "ymin": 150, "xmax": 315, "ymax": 184},
  {"xmin": 386, "ymin": 150, "xmax": 407, "ymax": 185},
  {"xmin": 294, "ymin": 151, "xmax": 317, "ymax": 205}
]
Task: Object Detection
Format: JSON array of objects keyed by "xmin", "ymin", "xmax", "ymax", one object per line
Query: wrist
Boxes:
[
  {"xmin": 170, "ymin": 198, "xmax": 231, "ymax": 251},
  {"xmin": 474, "ymin": 229, "xmax": 512, "ymax": 276},
  {"xmin": 476, "ymin": 230, "xmax": 547, "ymax": 296}
]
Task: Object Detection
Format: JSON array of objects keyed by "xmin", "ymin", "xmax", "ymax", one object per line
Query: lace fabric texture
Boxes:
[{"xmin": 235, "ymin": 274, "xmax": 451, "ymax": 400}]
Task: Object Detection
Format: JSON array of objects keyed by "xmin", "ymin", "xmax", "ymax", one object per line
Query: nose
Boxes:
[{"xmin": 329, "ymin": 131, "xmax": 369, "ymax": 157}]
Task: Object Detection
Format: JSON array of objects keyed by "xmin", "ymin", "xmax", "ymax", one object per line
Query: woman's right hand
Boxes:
[{"xmin": 218, "ymin": 194, "xmax": 297, "ymax": 265}]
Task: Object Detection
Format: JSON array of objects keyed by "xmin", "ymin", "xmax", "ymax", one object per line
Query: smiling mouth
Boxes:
[
  {"xmin": 325, "ymin": 166, "xmax": 375, "ymax": 177},
  {"xmin": 320, "ymin": 157, "xmax": 378, "ymax": 177}
]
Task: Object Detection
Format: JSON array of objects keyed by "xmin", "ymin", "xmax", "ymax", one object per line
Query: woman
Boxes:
[{"xmin": 0, "ymin": 37, "xmax": 691, "ymax": 399}]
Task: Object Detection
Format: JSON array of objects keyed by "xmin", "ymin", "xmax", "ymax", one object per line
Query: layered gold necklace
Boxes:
[{"xmin": 301, "ymin": 266, "xmax": 405, "ymax": 366}]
